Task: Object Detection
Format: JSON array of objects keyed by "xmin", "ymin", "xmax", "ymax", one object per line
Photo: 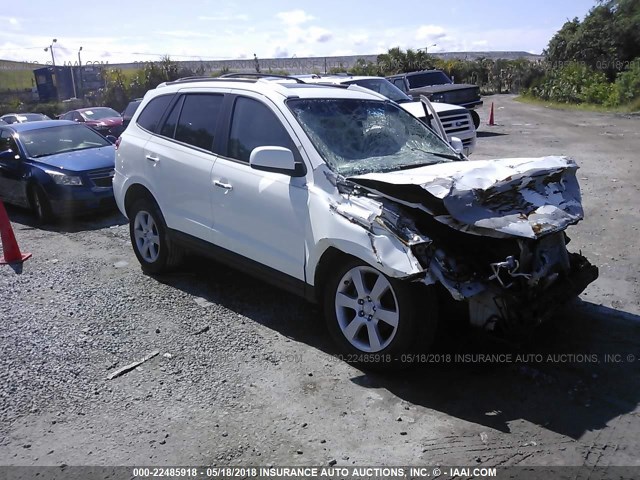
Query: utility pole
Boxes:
[
  {"xmin": 77, "ymin": 46, "xmax": 83, "ymax": 98},
  {"xmin": 44, "ymin": 39, "xmax": 58, "ymax": 101},
  {"xmin": 44, "ymin": 38, "xmax": 57, "ymax": 67}
]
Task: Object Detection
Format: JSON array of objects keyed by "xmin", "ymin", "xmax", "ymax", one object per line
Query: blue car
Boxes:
[{"xmin": 0, "ymin": 120, "xmax": 116, "ymax": 223}]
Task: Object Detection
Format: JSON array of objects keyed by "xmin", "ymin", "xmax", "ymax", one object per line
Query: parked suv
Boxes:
[
  {"xmin": 302, "ymin": 75, "xmax": 476, "ymax": 155},
  {"xmin": 387, "ymin": 70, "xmax": 482, "ymax": 128},
  {"xmin": 113, "ymin": 77, "xmax": 597, "ymax": 367}
]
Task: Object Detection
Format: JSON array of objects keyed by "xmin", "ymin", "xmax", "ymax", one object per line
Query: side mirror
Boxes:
[
  {"xmin": 249, "ymin": 146, "xmax": 305, "ymax": 177},
  {"xmin": 449, "ymin": 137, "xmax": 464, "ymax": 155},
  {"xmin": 0, "ymin": 149, "xmax": 19, "ymax": 161}
]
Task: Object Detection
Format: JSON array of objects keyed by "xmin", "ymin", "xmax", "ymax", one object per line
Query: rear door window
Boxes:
[
  {"xmin": 174, "ymin": 94, "xmax": 223, "ymax": 151},
  {"xmin": 158, "ymin": 94, "xmax": 223, "ymax": 151}
]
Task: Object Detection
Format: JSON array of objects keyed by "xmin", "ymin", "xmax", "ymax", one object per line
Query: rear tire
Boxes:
[
  {"xmin": 323, "ymin": 258, "xmax": 437, "ymax": 370},
  {"xmin": 29, "ymin": 185, "xmax": 53, "ymax": 224},
  {"xmin": 128, "ymin": 197, "xmax": 182, "ymax": 274}
]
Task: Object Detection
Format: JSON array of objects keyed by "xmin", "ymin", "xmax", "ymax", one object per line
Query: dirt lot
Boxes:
[{"xmin": 1, "ymin": 95, "xmax": 639, "ymax": 470}]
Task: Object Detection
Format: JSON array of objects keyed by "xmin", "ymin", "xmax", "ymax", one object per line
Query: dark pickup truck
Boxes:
[{"xmin": 387, "ymin": 70, "xmax": 482, "ymax": 128}]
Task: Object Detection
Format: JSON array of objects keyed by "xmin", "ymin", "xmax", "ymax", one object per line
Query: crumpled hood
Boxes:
[{"xmin": 347, "ymin": 156, "xmax": 584, "ymax": 239}]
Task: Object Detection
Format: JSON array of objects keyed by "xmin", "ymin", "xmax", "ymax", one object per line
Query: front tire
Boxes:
[
  {"xmin": 129, "ymin": 197, "xmax": 182, "ymax": 274},
  {"xmin": 29, "ymin": 185, "xmax": 53, "ymax": 224},
  {"xmin": 323, "ymin": 259, "xmax": 437, "ymax": 369}
]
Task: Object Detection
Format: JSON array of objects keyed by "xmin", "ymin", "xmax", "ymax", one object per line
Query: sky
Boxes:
[{"xmin": 0, "ymin": 0, "xmax": 597, "ymax": 65}]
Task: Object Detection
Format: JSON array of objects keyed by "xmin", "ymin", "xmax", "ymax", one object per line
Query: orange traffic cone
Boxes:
[
  {"xmin": 0, "ymin": 201, "xmax": 32, "ymax": 265},
  {"xmin": 488, "ymin": 102, "xmax": 495, "ymax": 126}
]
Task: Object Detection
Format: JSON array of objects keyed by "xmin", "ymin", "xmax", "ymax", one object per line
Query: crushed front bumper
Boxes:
[{"xmin": 469, "ymin": 253, "xmax": 599, "ymax": 334}]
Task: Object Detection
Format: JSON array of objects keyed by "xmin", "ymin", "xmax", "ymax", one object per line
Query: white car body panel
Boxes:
[{"xmin": 143, "ymin": 135, "xmax": 218, "ymax": 242}]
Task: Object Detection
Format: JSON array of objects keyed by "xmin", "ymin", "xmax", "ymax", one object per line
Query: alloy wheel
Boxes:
[{"xmin": 334, "ymin": 265, "xmax": 400, "ymax": 352}]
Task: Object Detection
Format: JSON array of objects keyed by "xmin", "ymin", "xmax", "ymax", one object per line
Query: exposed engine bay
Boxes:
[{"xmin": 332, "ymin": 155, "xmax": 599, "ymax": 334}]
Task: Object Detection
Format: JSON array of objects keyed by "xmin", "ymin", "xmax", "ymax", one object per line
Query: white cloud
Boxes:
[
  {"xmin": 415, "ymin": 25, "xmax": 447, "ymax": 41},
  {"xmin": 308, "ymin": 27, "xmax": 332, "ymax": 43},
  {"xmin": 157, "ymin": 30, "xmax": 215, "ymax": 39},
  {"xmin": 349, "ymin": 33, "xmax": 369, "ymax": 46},
  {"xmin": 0, "ymin": 16, "xmax": 20, "ymax": 29},
  {"xmin": 198, "ymin": 14, "xmax": 249, "ymax": 21},
  {"xmin": 276, "ymin": 10, "xmax": 314, "ymax": 26},
  {"xmin": 272, "ymin": 46, "xmax": 289, "ymax": 58}
]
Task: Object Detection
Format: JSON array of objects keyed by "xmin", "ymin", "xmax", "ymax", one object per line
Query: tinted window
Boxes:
[
  {"xmin": 160, "ymin": 96, "xmax": 183, "ymax": 139},
  {"xmin": 228, "ymin": 97, "xmax": 295, "ymax": 162},
  {"xmin": 173, "ymin": 94, "xmax": 223, "ymax": 150},
  {"xmin": 407, "ymin": 71, "xmax": 452, "ymax": 88},
  {"xmin": 344, "ymin": 79, "xmax": 411, "ymax": 103},
  {"xmin": 136, "ymin": 95, "xmax": 173, "ymax": 132},
  {"xmin": 123, "ymin": 100, "xmax": 142, "ymax": 120},
  {"xmin": 0, "ymin": 131, "xmax": 20, "ymax": 157},
  {"xmin": 392, "ymin": 79, "xmax": 406, "ymax": 91}
]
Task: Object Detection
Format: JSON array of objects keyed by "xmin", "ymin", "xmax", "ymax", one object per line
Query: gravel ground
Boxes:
[{"xmin": 1, "ymin": 95, "xmax": 639, "ymax": 469}]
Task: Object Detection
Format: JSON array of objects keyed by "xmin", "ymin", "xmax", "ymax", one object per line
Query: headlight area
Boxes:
[{"xmin": 45, "ymin": 170, "xmax": 83, "ymax": 186}]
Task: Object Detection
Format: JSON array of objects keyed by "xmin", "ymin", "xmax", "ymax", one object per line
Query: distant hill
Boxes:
[
  {"xmin": 432, "ymin": 51, "xmax": 543, "ymax": 61},
  {"xmin": 0, "ymin": 59, "xmax": 46, "ymax": 70},
  {"xmin": 0, "ymin": 51, "xmax": 544, "ymax": 76}
]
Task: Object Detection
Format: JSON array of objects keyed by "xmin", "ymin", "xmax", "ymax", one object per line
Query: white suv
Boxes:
[{"xmin": 114, "ymin": 77, "xmax": 597, "ymax": 367}]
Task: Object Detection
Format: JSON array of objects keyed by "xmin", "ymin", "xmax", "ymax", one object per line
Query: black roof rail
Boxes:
[
  {"xmin": 163, "ymin": 76, "xmax": 256, "ymax": 86},
  {"xmin": 310, "ymin": 82, "xmax": 350, "ymax": 89},
  {"xmin": 220, "ymin": 73, "xmax": 307, "ymax": 84},
  {"xmin": 170, "ymin": 75, "xmax": 214, "ymax": 82}
]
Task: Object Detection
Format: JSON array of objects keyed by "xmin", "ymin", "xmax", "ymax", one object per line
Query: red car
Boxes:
[{"xmin": 59, "ymin": 107, "xmax": 124, "ymax": 136}]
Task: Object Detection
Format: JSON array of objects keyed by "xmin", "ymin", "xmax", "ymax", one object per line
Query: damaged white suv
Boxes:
[{"xmin": 113, "ymin": 77, "xmax": 598, "ymax": 366}]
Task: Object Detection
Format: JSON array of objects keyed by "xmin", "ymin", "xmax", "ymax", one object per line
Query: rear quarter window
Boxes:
[{"xmin": 136, "ymin": 95, "xmax": 174, "ymax": 132}]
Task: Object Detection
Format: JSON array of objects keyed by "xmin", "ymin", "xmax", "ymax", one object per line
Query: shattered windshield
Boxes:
[{"xmin": 287, "ymin": 98, "xmax": 458, "ymax": 176}]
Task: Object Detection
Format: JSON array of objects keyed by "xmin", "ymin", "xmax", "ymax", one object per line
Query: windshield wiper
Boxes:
[{"xmin": 409, "ymin": 147, "xmax": 460, "ymax": 161}]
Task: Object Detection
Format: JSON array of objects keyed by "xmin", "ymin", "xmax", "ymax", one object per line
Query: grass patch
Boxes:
[
  {"xmin": 516, "ymin": 95, "xmax": 640, "ymax": 114},
  {"xmin": 0, "ymin": 70, "xmax": 35, "ymax": 91}
]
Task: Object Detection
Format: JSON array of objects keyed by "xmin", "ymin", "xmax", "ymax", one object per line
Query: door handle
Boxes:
[
  {"xmin": 213, "ymin": 180, "xmax": 233, "ymax": 194},
  {"xmin": 145, "ymin": 154, "xmax": 160, "ymax": 163}
]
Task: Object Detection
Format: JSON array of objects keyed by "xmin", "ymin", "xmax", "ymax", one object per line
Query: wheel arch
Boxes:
[
  {"xmin": 310, "ymin": 236, "xmax": 424, "ymax": 303},
  {"xmin": 124, "ymin": 183, "xmax": 157, "ymax": 217}
]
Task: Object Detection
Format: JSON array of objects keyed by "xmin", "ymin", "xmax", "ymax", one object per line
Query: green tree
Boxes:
[
  {"xmin": 376, "ymin": 47, "xmax": 433, "ymax": 75},
  {"xmin": 544, "ymin": 1, "xmax": 640, "ymax": 78},
  {"xmin": 101, "ymin": 68, "xmax": 129, "ymax": 111},
  {"xmin": 350, "ymin": 58, "xmax": 380, "ymax": 76}
]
